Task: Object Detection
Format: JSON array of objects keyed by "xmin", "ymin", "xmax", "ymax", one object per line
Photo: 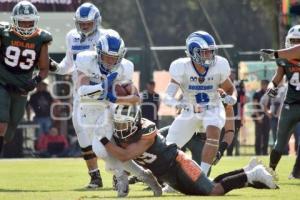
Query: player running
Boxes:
[{"xmin": 0, "ymin": 1, "xmax": 51, "ymax": 154}]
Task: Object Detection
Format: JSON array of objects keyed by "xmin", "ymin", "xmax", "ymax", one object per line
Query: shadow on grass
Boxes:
[
  {"xmin": 0, "ymin": 188, "xmax": 62, "ymax": 193},
  {"xmin": 279, "ymin": 182, "xmax": 300, "ymax": 186},
  {"xmin": 72, "ymin": 187, "xmax": 115, "ymax": 192}
]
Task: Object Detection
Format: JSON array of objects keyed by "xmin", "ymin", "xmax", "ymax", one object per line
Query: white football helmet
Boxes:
[
  {"xmin": 113, "ymin": 105, "xmax": 142, "ymax": 142},
  {"xmin": 96, "ymin": 30, "xmax": 126, "ymax": 73},
  {"xmin": 185, "ymin": 30, "xmax": 217, "ymax": 69},
  {"xmin": 11, "ymin": 1, "xmax": 39, "ymax": 36},
  {"xmin": 74, "ymin": 3, "xmax": 101, "ymax": 37},
  {"xmin": 285, "ymin": 25, "xmax": 300, "ymax": 48}
]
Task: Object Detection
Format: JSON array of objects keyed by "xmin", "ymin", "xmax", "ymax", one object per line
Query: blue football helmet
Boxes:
[
  {"xmin": 96, "ymin": 30, "xmax": 126, "ymax": 73},
  {"xmin": 185, "ymin": 31, "xmax": 217, "ymax": 68},
  {"xmin": 74, "ymin": 3, "xmax": 101, "ymax": 37},
  {"xmin": 11, "ymin": 1, "xmax": 39, "ymax": 37}
]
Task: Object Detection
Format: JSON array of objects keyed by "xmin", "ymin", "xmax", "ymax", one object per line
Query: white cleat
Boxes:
[
  {"xmin": 248, "ymin": 165, "xmax": 278, "ymax": 189},
  {"xmin": 243, "ymin": 157, "xmax": 262, "ymax": 172},
  {"xmin": 162, "ymin": 184, "xmax": 177, "ymax": 193},
  {"xmin": 115, "ymin": 172, "xmax": 129, "ymax": 197},
  {"xmin": 137, "ymin": 169, "xmax": 162, "ymax": 197}
]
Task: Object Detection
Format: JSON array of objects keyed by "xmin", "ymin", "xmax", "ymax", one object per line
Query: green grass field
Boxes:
[{"xmin": 0, "ymin": 156, "xmax": 299, "ymax": 200}]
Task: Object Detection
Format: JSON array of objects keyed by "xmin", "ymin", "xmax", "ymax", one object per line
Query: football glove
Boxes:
[
  {"xmin": 267, "ymin": 81, "xmax": 278, "ymax": 98},
  {"xmin": 260, "ymin": 49, "xmax": 277, "ymax": 62},
  {"xmin": 23, "ymin": 75, "xmax": 42, "ymax": 92},
  {"xmin": 49, "ymin": 57, "xmax": 59, "ymax": 72},
  {"xmin": 98, "ymin": 72, "xmax": 118, "ymax": 102}
]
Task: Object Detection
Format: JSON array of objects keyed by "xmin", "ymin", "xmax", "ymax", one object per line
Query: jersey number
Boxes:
[
  {"xmin": 195, "ymin": 92, "xmax": 210, "ymax": 104},
  {"xmin": 135, "ymin": 152, "xmax": 157, "ymax": 165},
  {"xmin": 4, "ymin": 46, "xmax": 36, "ymax": 70},
  {"xmin": 290, "ymin": 72, "xmax": 300, "ymax": 91}
]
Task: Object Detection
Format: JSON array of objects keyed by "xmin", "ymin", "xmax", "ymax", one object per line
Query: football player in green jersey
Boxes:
[
  {"xmin": 97, "ymin": 105, "xmax": 277, "ymax": 196},
  {"xmin": 0, "ymin": 1, "xmax": 52, "ymax": 154},
  {"xmin": 260, "ymin": 24, "xmax": 300, "ymax": 178}
]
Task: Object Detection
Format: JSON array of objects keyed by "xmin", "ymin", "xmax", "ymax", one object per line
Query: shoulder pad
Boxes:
[
  {"xmin": 0, "ymin": 21, "xmax": 10, "ymax": 35},
  {"xmin": 116, "ymin": 58, "xmax": 134, "ymax": 83},
  {"xmin": 141, "ymin": 118, "xmax": 157, "ymax": 136},
  {"xmin": 75, "ymin": 51, "xmax": 98, "ymax": 75},
  {"xmin": 169, "ymin": 58, "xmax": 186, "ymax": 83},
  {"xmin": 40, "ymin": 29, "xmax": 53, "ymax": 44}
]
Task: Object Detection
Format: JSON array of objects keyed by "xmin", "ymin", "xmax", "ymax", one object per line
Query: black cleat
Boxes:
[{"xmin": 86, "ymin": 169, "xmax": 103, "ymax": 189}]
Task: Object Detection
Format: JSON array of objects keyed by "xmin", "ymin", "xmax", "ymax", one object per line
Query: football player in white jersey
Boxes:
[
  {"xmin": 163, "ymin": 31, "xmax": 237, "ymax": 176},
  {"xmin": 75, "ymin": 31, "xmax": 162, "ymax": 197},
  {"xmin": 49, "ymin": 3, "xmax": 104, "ymax": 188}
]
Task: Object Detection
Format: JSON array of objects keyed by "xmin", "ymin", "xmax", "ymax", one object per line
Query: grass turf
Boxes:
[{"xmin": 0, "ymin": 156, "xmax": 299, "ymax": 200}]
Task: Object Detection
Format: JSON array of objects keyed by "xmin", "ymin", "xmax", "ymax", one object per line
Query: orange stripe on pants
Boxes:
[{"xmin": 176, "ymin": 150, "xmax": 201, "ymax": 182}]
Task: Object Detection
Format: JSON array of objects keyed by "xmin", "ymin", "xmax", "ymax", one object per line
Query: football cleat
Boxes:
[
  {"xmin": 247, "ymin": 165, "xmax": 278, "ymax": 189},
  {"xmin": 115, "ymin": 172, "xmax": 129, "ymax": 197},
  {"xmin": 162, "ymin": 184, "xmax": 177, "ymax": 193},
  {"xmin": 288, "ymin": 168, "xmax": 300, "ymax": 179},
  {"xmin": 137, "ymin": 169, "xmax": 162, "ymax": 197},
  {"xmin": 86, "ymin": 169, "xmax": 103, "ymax": 189},
  {"xmin": 243, "ymin": 157, "xmax": 262, "ymax": 172}
]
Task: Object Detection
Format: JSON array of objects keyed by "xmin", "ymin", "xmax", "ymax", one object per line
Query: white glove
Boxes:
[
  {"xmin": 223, "ymin": 95, "xmax": 237, "ymax": 105},
  {"xmin": 260, "ymin": 49, "xmax": 276, "ymax": 62}
]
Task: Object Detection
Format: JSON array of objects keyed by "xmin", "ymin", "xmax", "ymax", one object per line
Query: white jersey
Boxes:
[
  {"xmin": 75, "ymin": 50, "xmax": 134, "ymax": 103},
  {"xmin": 169, "ymin": 56, "xmax": 230, "ymax": 107},
  {"xmin": 56, "ymin": 29, "xmax": 101, "ymax": 75}
]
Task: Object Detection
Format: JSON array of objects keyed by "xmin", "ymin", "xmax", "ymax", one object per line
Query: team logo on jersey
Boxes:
[{"xmin": 73, "ymin": 37, "xmax": 80, "ymax": 42}]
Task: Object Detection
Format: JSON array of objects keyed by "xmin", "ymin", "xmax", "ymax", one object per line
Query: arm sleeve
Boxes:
[
  {"xmin": 163, "ymin": 82, "xmax": 181, "ymax": 107},
  {"xmin": 169, "ymin": 60, "xmax": 184, "ymax": 84},
  {"xmin": 56, "ymin": 33, "xmax": 75, "ymax": 75}
]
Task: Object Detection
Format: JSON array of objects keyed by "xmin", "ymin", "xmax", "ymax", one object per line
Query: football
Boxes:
[{"xmin": 114, "ymin": 83, "xmax": 132, "ymax": 97}]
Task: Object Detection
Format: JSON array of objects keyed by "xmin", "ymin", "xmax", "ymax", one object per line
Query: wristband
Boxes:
[{"xmin": 100, "ymin": 137, "xmax": 109, "ymax": 146}]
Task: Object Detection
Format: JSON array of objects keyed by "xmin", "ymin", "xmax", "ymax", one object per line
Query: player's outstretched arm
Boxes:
[
  {"xmin": 266, "ymin": 67, "xmax": 285, "ymax": 98},
  {"xmin": 277, "ymin": 44, "xmax": 300, "ymax": 60},
  {"xmin": 100, "ymin": 136, "xmax": 155, "ymax": 162}
]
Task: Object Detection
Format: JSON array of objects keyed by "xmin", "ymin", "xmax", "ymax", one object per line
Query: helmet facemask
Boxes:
[
  {"xmin": 98, "ymin": 50, "xmax": 126, "ymax": 72},
  {"xmin": 75, "ymin": 19, "xmax": 99, "ymax": 37},
  {"xmin": 113, "ymin": 105, "xmax": 141, "ymax": 144},
  {"xmin": 191, "ymin": 47, "xmax": 216, "ymax": 68}
]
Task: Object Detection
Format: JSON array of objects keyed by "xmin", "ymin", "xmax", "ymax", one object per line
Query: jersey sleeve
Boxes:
[
  {"xmin": 118, "ymin": 59, "xmax": 134, "ymax": 84},
  {"xmin": 40, "ymin": 30, "xmax": 53, "ymax": 44},
  {"xmin": 169, "ymin": 59, "xmax": 184, "ymax": 84},
  {"xmin": 75, "ymin": 51, "xmax": 97, "ymax": 76},
  {"xmin": 56, "ymin": 31, "xmax": 74, "ymax": 74},
  {"xmin": 141, "ymin": 119, "xmax": 157, "ymax": 139},
  {"xmin": 0, "ymin": 22, "xmax": 10, "ymax": 36},
  {"xmin": 219, "ymin": 57, "xmax": 231, "ymax": 83}
]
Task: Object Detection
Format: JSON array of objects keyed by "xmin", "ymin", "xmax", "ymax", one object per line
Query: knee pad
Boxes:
[{"xmin": 81, "ymin": 145, "xmax": 96, "ymax": 160}]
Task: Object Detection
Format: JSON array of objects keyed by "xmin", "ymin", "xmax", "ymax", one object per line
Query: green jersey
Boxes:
[
  {"xmin": 276, "ymin": 59, "xmax": 300, "ymax": 104},
  {"xmin": 0, "ymin": 22, "xmax": 52, "ymax": 88}
]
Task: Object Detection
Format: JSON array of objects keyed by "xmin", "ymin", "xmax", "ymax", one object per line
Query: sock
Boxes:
[
  {"xmin": 201, "ymin": 162, "xmax": 211, "ymax": 176},
  {"xmin": 219, "ymin": 172, "xmax": 248, "ymax": 194},
  {"xmin": 89, "ymin": 168, "xmax": 100, "ymax": 178},
  {"xmin": 0, "ymin": 136, "xmax": 3, "ymax": 155},
  {"xmin": 214, "ymin": 169, "xmax": 244, "ymax": 183},
  {"xmin": 269, "ymin": 149, "xmax": 282, "ymax": 170}
]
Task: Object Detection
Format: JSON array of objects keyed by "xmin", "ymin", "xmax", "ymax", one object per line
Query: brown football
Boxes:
[{"xmin": 114, "ymin": 84, "xmax": 131, "ymax": 97}]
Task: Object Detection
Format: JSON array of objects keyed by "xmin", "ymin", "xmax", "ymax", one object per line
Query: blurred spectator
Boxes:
[
  {"xmin": 140, "ymin": 80, "xmax": 160, "ymax": 127},
  {"xmin": 261, "ymin": 81, "xmax": 287, "ymax": 146},
  {"xmin": 27, "ymin": 82, "xmax": 53, "ymax": 137},
  {"xmin": 36, "ymin": 126, "xmax": 69, "ymax": 157},
  {"xmin": 252, "ymin": 80, "xmax": 270, "ymax": 155}
]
